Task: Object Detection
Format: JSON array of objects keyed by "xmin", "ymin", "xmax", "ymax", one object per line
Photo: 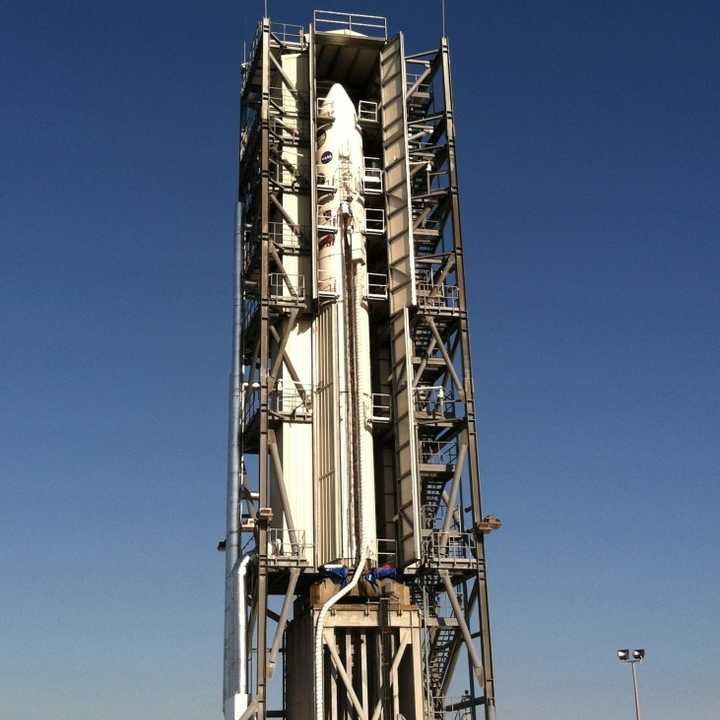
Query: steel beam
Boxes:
[
  {"xmin": 267, "ymin": 568, "xmax": 300, "ymax": 677},
  {"xmin": 369, "ymin": 629, "xmax": 410, "ymax": 720},
  {"xmin": 440, "ymin": 571, "xmax": 484, "ymax": 684},
  {"xmin": 267, "ymin": 430, "xmax": 297, "ymax": 536},
  {"xmin": 427, "ymin": 316, "xmax": 464, "ymax": 398},
  {"xmin": 324, "ymin": 630, "xmax": 368, "ymax": 720}
]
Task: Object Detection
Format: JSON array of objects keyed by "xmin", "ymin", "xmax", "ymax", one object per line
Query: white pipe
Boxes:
[
  {"xmin": 224, "ymin": 554, "xmax": 252, "ymax": 720},
  {"xmin": 236, "ymin": 554, "xmax": 252, "ymax": 700},
  {"xmin": 314, "ymin": 556, "xmax": 367, "ymax": 720}
]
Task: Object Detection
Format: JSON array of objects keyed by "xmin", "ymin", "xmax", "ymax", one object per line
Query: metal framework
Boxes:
[{"xmin": 223, "ymin": 11, "xmax": 499, "ymax": 720}]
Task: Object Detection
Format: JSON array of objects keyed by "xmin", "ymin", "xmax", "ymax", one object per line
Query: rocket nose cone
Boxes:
[{"xmin": 324, "ymin": 82, "xmax": 356, "ymax": 120}]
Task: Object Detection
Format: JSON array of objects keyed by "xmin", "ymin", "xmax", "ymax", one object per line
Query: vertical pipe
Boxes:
[
  {"xmin": 236, "ymin": 555, "xmax": 252, "ymax": 700},
  {"xmin": 224, "ymin": 201, "xmax": 244, "ymax": 715}
]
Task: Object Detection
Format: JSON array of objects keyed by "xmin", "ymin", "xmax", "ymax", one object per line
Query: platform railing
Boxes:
[
  {"xmin": 414, "ymin": 386, "xmax": 457, "ymax": 418},
  {"xmin": 406, "ymin": 71, "xmax": 433, "ymax": 97},
  {"xmin": 315, "ymin": 165, "xmax": 336, "ymax": 191},
  {"xmin": 369, "ymin": 392, "xmax": 392, "ymax": 422},
  {"xmin": 365, "ymin": 208, "xmax": 385, "ymax": 234},
  {"xmin": 316, "ymin": 96, "xmax": 334, "ymax": 121},
  {"xmin": 366, "ymin": 272, "xmax": 388, "ymax": 300},
  {"xmin": 423, "ymin": 530, "xmax": 477, "ymax": 565},
  {"xmin": 419, "ymin": 439, "xmax": 458, "ymax": 466},
  {"xmin": 317, "ymin": 268, "xmax": 337, "ymax": 297},
  {"xmin": 266, "ymin": 528, "xmax": 309, "ymax": 561},
  {"xmin": 313, "ymin": 10, "xmax": 388, "ymax": 39},
  {"xmin": 416, "ymin": 280, "xmax": 460, "ymax": 310},
  {"xmin": 268, "ymin": 221, "xmax": 306, "ymax": 251},
  {"xmin": 269, "ymin": 21, "xmax": 305, "ymax": 47},
  {"xmin": 268, "ymin": 382, "xmax": 313, "ymax": 418},
  {"xmin": 317, "ymin": 209, "xmax": 337, "ymax": 230},
  {"xmin": 269, "ymin": 272, "xmax": 306, "ymax": 303},
  {"xmin": 362, "ymin": 166, "xmax": 383, "ymax": 194},
  {"xmin": 358, "ymin": 99, "xmax": 379, "ymax": 122},
  {"xmin": 375, "ymin": 537, "xmax": 398, "ymax": 567},
  {"xmin": 428, "ymin": 696, "xmax": 473, "ymax": 719},
  {"xmin": 421, "ymin": 504, "xmax": 460, "ymax": 533}
]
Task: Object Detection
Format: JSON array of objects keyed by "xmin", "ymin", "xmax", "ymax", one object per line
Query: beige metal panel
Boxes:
[
  {"xmin": 380, "ymin": 33, "xmax": 416, "ymax": 313},
  {"xmin": 398, "ymin": 626, "xmax": 424, "ymax": 720},
  {"xmin": 390, "ymin": 308, "xmax": 421, "ymax": 565}
]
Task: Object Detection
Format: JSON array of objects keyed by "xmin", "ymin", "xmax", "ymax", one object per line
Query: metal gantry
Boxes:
[{"xmin": 224, "ymin": 11, "xmax": 499, "ymax": 720}]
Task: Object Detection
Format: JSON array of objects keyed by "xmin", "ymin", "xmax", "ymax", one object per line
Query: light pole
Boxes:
[{"xmin": 617, "ymin": 648, "xmax": 645, "ymax": 720}]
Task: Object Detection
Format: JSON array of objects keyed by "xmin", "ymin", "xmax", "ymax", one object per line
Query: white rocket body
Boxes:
[{"xmin": 316, "ymin": 83, "xmax": 376, "ymax": 563}]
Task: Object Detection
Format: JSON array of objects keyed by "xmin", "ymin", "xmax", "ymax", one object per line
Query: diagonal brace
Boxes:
[
  {"xmin": 369, "ymin": 629, "xmax": 410, "ymax": 720},
  {"xmin": 269, "ymin": 52, "xmax": 299, "ymax": 96},
  {"xmin": 427, "ymin": 316, "xmax": 464, "ymax": 399},
  {"xmin": 324, "ymin": 630, "xmax": 368, "ymax": 720},
  {"xmin": 267, "ymin": 567, "xmax": 300, "ymax": 678}
]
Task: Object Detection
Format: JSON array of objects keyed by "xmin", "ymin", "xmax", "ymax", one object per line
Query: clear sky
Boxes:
[{"xmin": 1, "ymin": 1, "xmax": 718, "ymax": 719}]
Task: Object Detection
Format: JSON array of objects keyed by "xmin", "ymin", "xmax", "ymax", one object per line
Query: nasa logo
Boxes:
[{"xmin": 321, "ymin": 151, "xmax": 333, "ymax": 164}]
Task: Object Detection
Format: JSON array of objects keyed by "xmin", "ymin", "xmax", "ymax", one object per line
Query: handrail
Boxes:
[
  {"xmin": 269, "ymin": 22, "xmax": 305, "ymax": 46},
  {"xmin": 269, "ymin": 382, "xmax": 313, "ymax": 416},
  {"xmin": 370, "ymin": 392, "xmax": 392, "ymax": 421},
  {"xmin": 267, "ymin": 528, "xmax": 310, "ymax": 559},
  {"xmin": 268, "ymin": 221, "xmax": 307, "ymax": 249},
  {"xmin": 313, "ymin": 10, "xmax": 388, "ymax": 39},
  {"xmin": 419, "ymin": 439, "xmax": 457, "ymax": 465},
  {"xmin": 365, "ymin": 208, "xmax": 385, "ymax": 234},
  {"xmin": 269, "ymin": 272, "xmax": 306, "ymax": 301},
  {"xmin": 358, "ymin": 100, "xmax": 379, "ymax": 122}
]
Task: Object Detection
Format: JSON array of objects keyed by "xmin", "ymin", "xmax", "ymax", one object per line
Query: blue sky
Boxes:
[{"xmin": 1, "ymin": 1, "xmax": 718, "ymax": 719}]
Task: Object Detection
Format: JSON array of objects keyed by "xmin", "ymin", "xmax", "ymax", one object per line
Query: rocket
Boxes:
[{"xmin": 315, "ymin": 83, "xmax": 376, "ymax": 564}]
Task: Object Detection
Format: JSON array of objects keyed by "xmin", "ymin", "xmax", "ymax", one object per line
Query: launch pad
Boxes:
[{"xmin": 223, "ymin": 10, "xmax": 499, "ymax": 720}]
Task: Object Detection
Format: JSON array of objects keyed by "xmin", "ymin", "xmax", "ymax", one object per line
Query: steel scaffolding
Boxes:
[{"xmin": 224, "ymin": 11, "xmax": 499, "ymax": 720}]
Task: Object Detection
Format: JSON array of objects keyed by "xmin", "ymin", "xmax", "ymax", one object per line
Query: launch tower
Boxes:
[{"xmin": 223, "ymin": 10, "xmax": 500, "ymax": 720}]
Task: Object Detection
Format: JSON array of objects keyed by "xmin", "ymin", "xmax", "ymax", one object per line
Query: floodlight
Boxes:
[{"xmin": 617, "ymin": 649, "xmax": 629, "ymax": 661}]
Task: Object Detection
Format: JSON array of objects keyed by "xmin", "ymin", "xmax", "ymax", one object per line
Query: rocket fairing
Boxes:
[{"xmin": 315, "ymin": 83, "xmax": 377, "ymax": 563}]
